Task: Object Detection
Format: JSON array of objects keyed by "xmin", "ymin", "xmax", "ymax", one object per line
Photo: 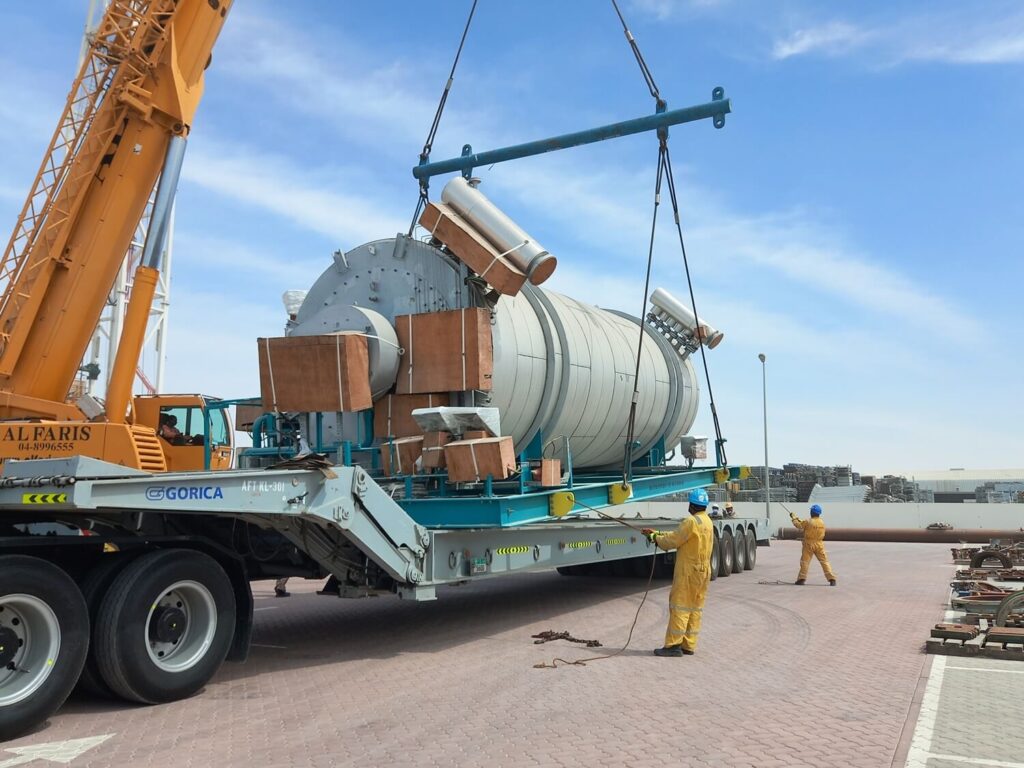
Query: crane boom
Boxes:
[{"xmin": 0, "ymin": 0, "xmax": 231, "ymax": 420}]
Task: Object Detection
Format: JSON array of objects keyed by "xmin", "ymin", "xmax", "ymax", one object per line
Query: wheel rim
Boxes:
[
  {"xmin": 0, "ymin": 594, "xmax": 61, "ymax": 706},
  {"xmin": 145, "ymin": 581, "xmax": 217, "ymax": 673}
]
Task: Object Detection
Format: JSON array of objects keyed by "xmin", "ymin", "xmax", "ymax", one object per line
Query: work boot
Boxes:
[
  {"xmin": 653, "ymin": 646, "xmax": 683, "ymax": 657},
  {"xmin": 681, "ymin": 649, "xmax": 695, "ymax": 656},
  {"xmin": 275, "ymin": 587, "xmax": 290, "ymax": 597},
  {"xmin": 795, "ymin": 579, "xmax": 805, "ymax": 585},
  {"xmin": 829, "ymin": 580, "xmax": 837, "ymax": 586}
]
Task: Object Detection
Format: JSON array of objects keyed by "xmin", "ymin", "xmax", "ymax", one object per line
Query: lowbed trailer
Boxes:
[{"xmin": 0, "ymin": 456, "xmax": 768, "ymax": 738}]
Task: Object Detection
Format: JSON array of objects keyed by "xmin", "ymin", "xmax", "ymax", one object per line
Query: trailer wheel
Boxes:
[
  {"xmin": 709, "ymin": 537, "xmax": 719, "ymax": 582},
  {"xmin": 94, "ymin": 549, "xmax": 235, "ymax": 704},
  {"xmin": 732, "ymin": 529, "xmax": 746, "ymax": 573},
  {"xmin": 0, "ymin": 556, "xmax": 89, "ymax": 742},
  {"xmin": 718, "ymin": 532, "xmax": 734, "ymax": 577},
  {"xmin": 745, "ymin": 528, "xmax": 757, "ymax": 570}
]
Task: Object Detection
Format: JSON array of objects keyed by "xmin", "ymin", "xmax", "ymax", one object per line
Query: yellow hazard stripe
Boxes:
[
  {"xmin": 566, "ymin": 541, "xmax": 595, "ymax": 550},
  {"xmin": 21, "ymin": 493, "xmax": 68, "ymax": 504},
  {"xmin": 605, "ymin": 537, "xmax": 627, "ymax": 546},
  {"xmin": 494, "ymin": 545, "xmax": 529, "ymax": 555}
]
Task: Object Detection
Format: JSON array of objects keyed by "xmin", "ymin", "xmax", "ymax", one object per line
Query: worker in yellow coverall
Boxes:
[
  {"xmin": 642, "ymin": 488, "xmax": 714, "ymax": 657},
  {"xmin": 790, "ymin": 504, "xmax": 837, "ymax": 586}
]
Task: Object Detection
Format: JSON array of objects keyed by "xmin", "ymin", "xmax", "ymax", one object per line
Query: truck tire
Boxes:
[
  {"xmin": 709, "ymin": 536, "xmax": 719, "ymax": 582},
  {"xmin": 0, "ymin": 555, "xmax": 89, "ymax": 742},
  {"xmin": 76, "ymin": 555, "xmax": 136, "ymax": 699},
  {"xmin": 745, "ymin": 528, "xmax": 757, "ymax": 570},
  {"xmin": 732, "ymin": 529, "xmax": 746, "ymax": 573},
  {"xmin": 718, "ymin": 531, "xmax": 734, "ymax": 577},
  {"xmin": 94, "ymin": 549, "xmax": 235, "ymax": 704}
]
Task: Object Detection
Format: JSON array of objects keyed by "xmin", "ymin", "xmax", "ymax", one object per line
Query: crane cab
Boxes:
[{"xmin": 133, "ymin": 395, "xmax": 233, "ymax": 471}]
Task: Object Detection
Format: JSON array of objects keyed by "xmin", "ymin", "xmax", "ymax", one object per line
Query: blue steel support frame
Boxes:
[
  {"xmin": 399, "ymin": 465, "xmax": 744, "ymax": 528},
  {"xmin": 413, "ymin": 88, "xmax": 729, "ymax": 182}
]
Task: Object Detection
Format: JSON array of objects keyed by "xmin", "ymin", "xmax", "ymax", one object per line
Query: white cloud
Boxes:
[
  {"xmin": 172, "ymin": 231, "xmax": 326, "ymax": 290},
  {"xmin": 214, "ymin": 10, "xmax": 465, "ymax": 152},
  {"xmin": 772, "ymin": 21, "xmax": 868, "ymax": 60},
  {"xmin": 772, "ymin": 9, "xmax": 1024, "ymax": 65},
  {"xmin": 162, "ymin": 289, "xmax": 281, "ymax": 398},
  {"xmin": 180, "ymin": 144, "xmax": 406, "ymax": 247},
  {"xmin": 688, "ymin": 211, "xmax": 984, "ymax": 344},
  {"xmin": 907, "ymin": 30, "xmax": 1024, "ymax": 65},
  {"xmin": 630, "ymin": 0, "xmax": 728, "ymax": 22},
  {"xmin": 477, "ymin": 156, "xmax": 984, "ymax": 346}
]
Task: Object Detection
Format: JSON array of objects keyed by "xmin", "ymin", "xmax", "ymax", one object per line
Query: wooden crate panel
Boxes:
[
  {"xmin": 258, "ymin": 334, "xmax": 371, "ymax": 413},
  {"xmin": 421, "ymin": 430, "xmax": 453, "ymax": 470},
  {"xmin": 444, "ymin": 436, "xmax": 516, "ymax": 483},
  {"xmin": 380, "ymin": 436, "xmax": 424, "ymax": 476},
  {"xmin": 373, "ymin": 393, "xmax": 450, "ymax": 439},
  {"xmin": 419, "ymin": 202, "xmax": 529, "ymax": 296},
  {"xmin": 395, "ymin": 308, "xmax": 493, "ymax": 394}
]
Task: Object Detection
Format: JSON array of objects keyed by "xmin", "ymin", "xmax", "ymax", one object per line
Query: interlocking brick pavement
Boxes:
[{"xmin": 2, "ymin": 541, "xmax": 954, "ymax": 767}]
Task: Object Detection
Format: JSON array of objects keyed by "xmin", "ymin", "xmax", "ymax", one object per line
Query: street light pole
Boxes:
[{"xmin": 758, "ymin": 353, "xmax": 770, "ymax": 523}]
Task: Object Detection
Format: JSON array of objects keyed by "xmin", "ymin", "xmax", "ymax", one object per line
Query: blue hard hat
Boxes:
[
  {"xmin": 810, "ymin": 504, "xmax": 822, "ymax": 516},
  {"xmin": 688, "ymin": 488, "xmax": 710, "ymax": 508}
]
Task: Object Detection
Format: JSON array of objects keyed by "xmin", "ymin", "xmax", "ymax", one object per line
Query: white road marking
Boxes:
[
  {"xmin": 253, "ymin": 606, "xmax": 278, "ymax": 612},
  {"xmin": 946, "ymin": 666, "xmax": 1024, "ymax": 675},
  {"xmin": 0, "ymin": 734, "xmax": 114, "ymax": 767},
  {"xmin": 904, "ymin": 654, "xmax": 946, "ymax": 768},
  {"xmin": 251, "ymin": 643, "xmax": 288, "ymax": 649},
  {"xmin": 919, "ymin": 754, "xmax": 1024, "ymax": 768}
]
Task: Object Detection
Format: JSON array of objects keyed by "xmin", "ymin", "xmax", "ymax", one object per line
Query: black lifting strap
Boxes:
[
  {"xmin": 407, "ymin": 0, "xmax": 479, "ymax": 236},
  {"xmin": 613, "ymin": 0, "xmax": 728, "ymax": 479},
  {"xmin": 663, "ymin": 144, "xmax": 728, "ymax": 466},
  {"xmin": 621, "ymin": 141, "xmax": 667, "ymax": 482}
]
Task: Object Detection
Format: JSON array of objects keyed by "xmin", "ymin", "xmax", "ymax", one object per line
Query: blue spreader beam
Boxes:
[{"xmin": 412, "ymin": 88, "xmax": 730, "ymax": 181}]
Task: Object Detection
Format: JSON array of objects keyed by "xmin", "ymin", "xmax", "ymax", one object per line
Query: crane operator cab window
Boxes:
[{"xmin": 158, "ymin": 406, "xmax": 229, "ymax": 448}]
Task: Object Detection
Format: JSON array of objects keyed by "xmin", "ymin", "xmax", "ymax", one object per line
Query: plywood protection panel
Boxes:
[
  {"xmin": 258, "ymin": 333, "xmax": 372, "ymax": 413},
  {"xmin": 395, "ymin": 308, "xmax": 493, "ymax": 394}
]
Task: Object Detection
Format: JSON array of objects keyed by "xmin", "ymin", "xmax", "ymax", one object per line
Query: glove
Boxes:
[{"xmin": 641, "ymin": 528, "xmax": 658, "ymax": 543}]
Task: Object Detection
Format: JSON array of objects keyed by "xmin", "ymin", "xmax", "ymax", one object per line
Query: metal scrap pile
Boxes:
[{"xmin": 927, "ymin": 543, "xmax": 1024, "ymax": 661}]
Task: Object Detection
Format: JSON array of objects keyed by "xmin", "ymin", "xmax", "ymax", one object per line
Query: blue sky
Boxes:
[{"xmin": 0, "ymin": 0, "xmax": 1020, "ymax": 473}]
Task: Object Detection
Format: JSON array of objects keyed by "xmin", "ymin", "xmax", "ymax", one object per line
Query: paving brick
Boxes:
[{"xmin": 0, "ymin": 542, "xmax": 964, "ymax": 766}]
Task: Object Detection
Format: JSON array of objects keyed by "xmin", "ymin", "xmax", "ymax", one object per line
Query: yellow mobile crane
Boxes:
[{"xmin": 0, "ymin": 0, "xmax": 233, "ymax": 471}]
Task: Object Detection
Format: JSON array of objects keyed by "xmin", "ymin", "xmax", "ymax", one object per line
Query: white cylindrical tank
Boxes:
[
  {"xmin": 289, "ymin": 236, "xmax": 710, "ymax": 469},
  {"xmin": 489, "ymin": 290, "xmax": 699, "ymax": 468},
  {"xmin": 441, "ymin": 177, "xmax": 557, "ymax": 285},
  {"xmin": 649, "ymin": 287, "xmax": 723, "ymax": 349}
]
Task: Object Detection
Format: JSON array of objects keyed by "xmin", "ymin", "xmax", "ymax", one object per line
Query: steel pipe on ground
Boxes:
[{"xmin": 778, "ymin": 527, "xmax": 1024, "ymax": 544}]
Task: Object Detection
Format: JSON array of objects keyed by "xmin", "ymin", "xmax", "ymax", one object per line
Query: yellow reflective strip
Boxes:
[
  {"xmin": 494, "ymin": 546, "xmax": 529, "ymax": 555},
  {"xmin": 670, "ymin": 604, "xmax": 703, "ymax": 612}
]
